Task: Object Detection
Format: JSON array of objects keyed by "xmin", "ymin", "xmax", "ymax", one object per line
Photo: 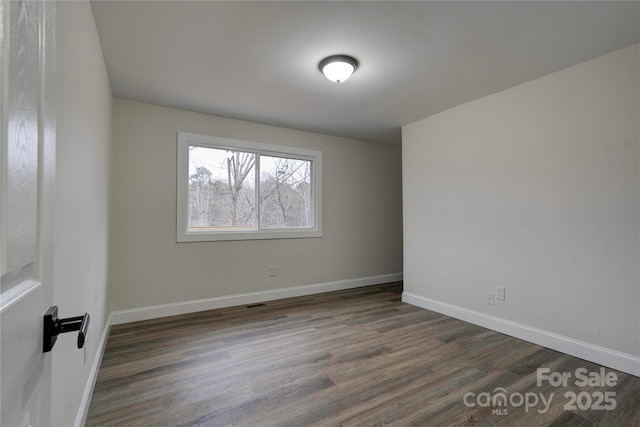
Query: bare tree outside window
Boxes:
[
  {"xmin": 226, "ymin": 151, "xmax": 256, "ymax": 226},
  {"xmin": 188, "ymin": 146, "xmax": 256, "ymax": 230},
  {"xmin": 187, "ymin": 146, "xmax": 312, "ymax": 232},
  {"xmin": 260, "ymin": 155, "xmax": 311, "ymax": 228}
]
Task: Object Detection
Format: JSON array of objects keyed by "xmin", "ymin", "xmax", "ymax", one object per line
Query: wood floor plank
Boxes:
[{"xmin": 86, "ymin": 282, "xmax": 640, "ymax": 426}]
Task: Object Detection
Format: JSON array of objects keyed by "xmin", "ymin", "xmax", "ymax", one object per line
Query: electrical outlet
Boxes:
[
  {"xmin": 487, "ymin": 293, "xmax": 495, "ymax": 305},
  {"xmin": 268, "ymin": 265, "xmax": 276, "ymax": 277},
  {"xmin": 496, "ymin": 286, "xmax": 505, "ymax": 301}
]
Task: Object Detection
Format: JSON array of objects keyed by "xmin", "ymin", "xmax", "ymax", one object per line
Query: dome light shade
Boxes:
[{"xmin": 319, "ymin": 55, "xmax": 358, "ymax": 83}]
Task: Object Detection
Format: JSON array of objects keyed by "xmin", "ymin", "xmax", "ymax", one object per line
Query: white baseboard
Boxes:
[
  {"xmin": 111, "ymin": 273, "xmax": 403, "ymax": 325},
  {"xmin": 74, "ymin": 312, "xmax": 112, "ymax": 427},
  {"xmin": 402, "ymin": 292, "xmax": 640, "ymax": 378}
]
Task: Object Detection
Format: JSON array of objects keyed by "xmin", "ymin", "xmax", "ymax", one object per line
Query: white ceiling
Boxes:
[{"xmin": 90, "ymin": 1, "xmax": 639, "ymax": 145}]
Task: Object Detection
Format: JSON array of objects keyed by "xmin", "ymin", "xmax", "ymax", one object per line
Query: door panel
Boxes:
[
  {"xmin": 3, "ymin": 0, "xmax": 39, "ymax": 277},
  {"xmin": 1, "ymin": 1, "xmax": 55, "ymax": 426},
  {"xmin": 1, "ymin": 282, "xmax": 47, "ymax": 426}
]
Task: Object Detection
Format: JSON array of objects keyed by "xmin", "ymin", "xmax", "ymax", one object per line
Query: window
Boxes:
[{"xmin": 177, "ymin": 132, "xmax": 322, "ymax": 242}]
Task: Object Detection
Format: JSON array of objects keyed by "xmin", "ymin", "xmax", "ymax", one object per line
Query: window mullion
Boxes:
[{"xmin": 255, "ymin": 153, "xmax": 261, "ymax": 231}]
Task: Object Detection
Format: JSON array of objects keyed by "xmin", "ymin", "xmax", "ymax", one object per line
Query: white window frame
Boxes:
[{"xmin": 177, "ymin": 132, "xmax": 323, "ymax": 242}]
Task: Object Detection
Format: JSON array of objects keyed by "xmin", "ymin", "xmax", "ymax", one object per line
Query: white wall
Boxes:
[
  {"xmin": 403, "ymin": 45, "xmax": 639, "ymax": 358},
  {"xmin": 110, "ymin": 99, "xmax": 403, "ymax": 311},
  {"xmin": 53, "ymin": 2, "xmax": 112, "ymax": 425}
]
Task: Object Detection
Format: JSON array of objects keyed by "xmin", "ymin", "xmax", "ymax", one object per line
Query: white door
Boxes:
[{"xmin": 0, "ymin": 0, "xmax": 56, "ymax": 426}]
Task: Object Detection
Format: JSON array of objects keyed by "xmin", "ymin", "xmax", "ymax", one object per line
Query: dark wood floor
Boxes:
[{"xmin": 86, "ymin": 283, "xmax": 640, "ymax": 426}]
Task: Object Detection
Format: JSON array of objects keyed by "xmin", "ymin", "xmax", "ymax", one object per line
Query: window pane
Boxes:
[
  {"xmin": 259, "ymin": 155, "xmax": 312, "ymax": 228},
  {"xmin": 188, "ymin": 145, "xmax": 256, "ymax": 231}
]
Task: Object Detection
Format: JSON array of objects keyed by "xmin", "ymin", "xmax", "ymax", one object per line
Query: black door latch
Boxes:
[{"xmin": 43, "ymin": 306, "xmax": 90, "ymax": 353}]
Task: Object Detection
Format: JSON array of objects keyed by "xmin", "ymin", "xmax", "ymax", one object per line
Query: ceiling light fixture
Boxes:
[{"xmin": 318, "ymin": 55, "xmax": 358, "ymax": 83}]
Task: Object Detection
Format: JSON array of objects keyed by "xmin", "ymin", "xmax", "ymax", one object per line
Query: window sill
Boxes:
[{"xmin": 177, "ymin": 228, "xmax": 322, "ymax": 242}]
